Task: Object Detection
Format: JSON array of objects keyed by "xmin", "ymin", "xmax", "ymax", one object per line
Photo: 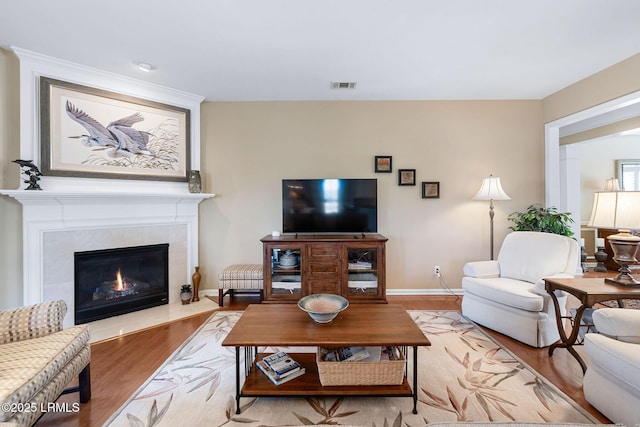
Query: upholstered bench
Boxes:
[
  {"xmin": 218, "ymin": 264, "xmax": 263, "ymax": 307},
  {"xmin": 0, "ymin": 300, "xmax": 91, "ymax": 427}
]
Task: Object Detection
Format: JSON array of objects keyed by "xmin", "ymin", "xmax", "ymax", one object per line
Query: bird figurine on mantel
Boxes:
[{"xmin": 12, "ymin": 159, "xmax": 43, "ymax": 190}]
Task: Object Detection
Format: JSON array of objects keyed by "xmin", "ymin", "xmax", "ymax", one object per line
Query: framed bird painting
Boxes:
[{"xmin": 39, "ymin": 77, "xmax": 190, "ymax": 181}]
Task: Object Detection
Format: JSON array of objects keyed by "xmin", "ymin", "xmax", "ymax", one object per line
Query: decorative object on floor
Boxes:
[
  {"xmin": 398, "ymin": 169, "xmax": 416, "ymax": 186},
  {"xmin": 584, "ymin": 307, "xmax": 640, "ymax": 425},
  {"xmin": 103, "ymin": 311, "xmax": 597, "ymax": 426},
  {"xmin": 473, "ymin": 174, "xmax": 511, "ymax": 260},
  {"xmin": 188, "ymin": 170, "xmax": 202, "ymax": 193},
  {"xmin": 39, "ymin": 77, "xmax": 190, "ymax": 181},
  {"xmin": 297, "ymin": 293, "xmax": 348, "ymax": 323},
  {"xmin": 588, "ymin": 190, "xmax": 640, "ymax": 285},
  {"xmin": 374, "ymin": 155, "xmax": 392, "ymax": 173},
  {"xmin": 593, "ymin": 241, "xmax": 609, "ymax": 272},
  {"xmin": 191, "ymin": 266, "xmax": 201, "ymax": 302},
  {"xmin": 580, "ymin": 238, "xmax": 588, "ymax": 272},
  {"xmin": 462, "ymin": 231, "xmax": 579, "ymax": 347},
  {"xmin": 12, "ymin": 159, "xmax": 42, "ymax": 190},
  {"xmin": 421, "ymin": 181, "xmax": 440, "ymax": 199},
  {"xmin": 180, "ymin": 284, "xmax": 193, "ymax": 304}
]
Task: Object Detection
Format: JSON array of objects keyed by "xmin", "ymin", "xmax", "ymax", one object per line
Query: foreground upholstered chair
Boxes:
[
  {"xmin": 584, "ymin": 308, "xmax": 640, "ymax": 425},
  {"xmin": 0, "ymin": 300, "xmax": 91, "ymax": 426},
  {"xmin": 461, "ymin": 231, "xmax": 579, "ymax": 348}
]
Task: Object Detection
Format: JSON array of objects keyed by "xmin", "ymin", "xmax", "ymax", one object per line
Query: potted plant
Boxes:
[{"xmin": 507, "ymin": 204, "xmax": 575, "ymax": 238}]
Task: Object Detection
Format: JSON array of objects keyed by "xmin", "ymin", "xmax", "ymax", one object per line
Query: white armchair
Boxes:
[
  {"xmin": 461, "ymin": 231, "xmax": 579, "ymax": 348},
  {"xmin": 584, "ymin": 308, "xmax": 640, "ymax": 425}
]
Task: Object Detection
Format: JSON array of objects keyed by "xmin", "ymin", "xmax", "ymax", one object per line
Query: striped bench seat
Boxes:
[{"xmin": 218, "ymin": 264, "xmax": 263, "ymax": 307}]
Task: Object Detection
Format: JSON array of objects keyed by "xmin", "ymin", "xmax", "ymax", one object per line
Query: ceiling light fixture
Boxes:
[{"xmin": 136, "ymin": 62, "xmax": 156, "ymax": 72}]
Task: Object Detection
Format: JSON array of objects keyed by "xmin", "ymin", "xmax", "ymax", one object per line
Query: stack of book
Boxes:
[
  {"xmin": 321, "ymin": 346, "xmax": 401, "ymax": 362},
  {"xmin": 256, "ymin": 351, "xmax": 305, "ymax": 385},
  {"xmin": 348, "ymin": 261, "xmax": 372, "ymax": 269}
]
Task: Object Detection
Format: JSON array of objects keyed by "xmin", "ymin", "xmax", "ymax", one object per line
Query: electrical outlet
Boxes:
[{"xmin": 434, "ymin": 265, "xmax": 441, "ymax": 277}]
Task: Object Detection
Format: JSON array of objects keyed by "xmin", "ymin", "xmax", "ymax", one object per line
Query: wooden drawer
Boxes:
[
  {"xmin": 308, "ymin": 278, "xmax": 341, "ymax": 294},
  {"xmin": 308, "ymin": 261, "xmax": 341, "ymax": 275},
  {"xmin": 308, "ymin": 244, "xmax": 341, "ymax": 259}
]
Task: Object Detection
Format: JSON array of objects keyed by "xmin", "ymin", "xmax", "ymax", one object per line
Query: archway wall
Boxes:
[
  {"xmin": 542, "ymin": 53, "xmax": 640, "ymax": 250},
  {"xmin": 543, "ymin": 53, "xmax": 640, "ymax": 123}
]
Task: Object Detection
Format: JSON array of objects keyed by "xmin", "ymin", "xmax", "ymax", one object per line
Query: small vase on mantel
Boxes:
[{"xmin": 192, "ymin": 266, "xmax": 201, "ymax": 302}]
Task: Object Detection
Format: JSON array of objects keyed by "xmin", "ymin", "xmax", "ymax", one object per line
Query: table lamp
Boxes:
[
  {"xmin": 588, "ymin": 191, "xmax": 640, "ymax": 286},
  {"xmin": 473, "ymin": 175, "xmax": 511, "ymax": 260}
]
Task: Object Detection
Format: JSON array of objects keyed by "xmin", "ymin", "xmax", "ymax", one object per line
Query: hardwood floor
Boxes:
[{"xmin": 35, "ymin": 295, "xmax": 611, "ymax": 426}]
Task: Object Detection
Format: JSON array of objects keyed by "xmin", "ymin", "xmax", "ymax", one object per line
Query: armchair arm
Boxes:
[
  {"xmin": 463, "ymin": 260, "xmax": 500, "ymax": 278},
  {"xmin": 592, "ymin": 307, "xmax": 640, "ymax": 344},
  {"xmin": 0, "ymin": 300, "xmax": 67, "ymax": 345},
  {"xmin": 532, "ymin": 273, "xmax": 575, "ymax": 296}
]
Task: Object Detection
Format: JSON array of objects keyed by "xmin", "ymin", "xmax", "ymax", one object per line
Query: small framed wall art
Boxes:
[
  {"xmin": 374, "ymin": 155, "xmax": 392, "ymax": 173},
  {"xmin": 398, "ymin": 169, "xmax": 416, "ymax": 186},
  {"xmin": 422, "ymin": 181, "xmax": 440, "ymax": 198}
]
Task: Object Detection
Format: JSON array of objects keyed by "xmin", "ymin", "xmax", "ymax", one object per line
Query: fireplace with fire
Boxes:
[{"xmin": 74, "ymin": 244, "xmax": 169, "ymax": 324}]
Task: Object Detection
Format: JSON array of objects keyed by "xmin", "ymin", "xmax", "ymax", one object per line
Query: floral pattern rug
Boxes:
[{"xmin": 103, "ymin": 311, "xmax": 597, "ymax": 426}]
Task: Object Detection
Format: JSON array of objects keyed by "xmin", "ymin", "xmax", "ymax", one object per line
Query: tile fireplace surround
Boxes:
[{"xmin": 1, "ymin": 189, "xmax": 214, "ymax": 341}]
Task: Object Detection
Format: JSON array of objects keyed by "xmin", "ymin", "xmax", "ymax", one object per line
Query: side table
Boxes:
[{"xmin": 545, "ymin": 277, "xmax": 640, "ymax": 373}]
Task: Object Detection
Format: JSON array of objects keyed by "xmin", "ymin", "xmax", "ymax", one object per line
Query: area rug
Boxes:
[{"xmin": 103, "ymin": 311, "xmax": 598, "ymax": 426}]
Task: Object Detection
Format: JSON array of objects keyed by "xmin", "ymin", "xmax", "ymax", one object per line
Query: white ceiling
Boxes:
[{"xmin": 2, "ymin": 0, "xmax": 640, "ymax": 101}]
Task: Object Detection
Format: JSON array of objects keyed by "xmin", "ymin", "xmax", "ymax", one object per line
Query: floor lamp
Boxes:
[{"xmin": 474, "ymin": 175, "xmax": 511, "ymax": 260}]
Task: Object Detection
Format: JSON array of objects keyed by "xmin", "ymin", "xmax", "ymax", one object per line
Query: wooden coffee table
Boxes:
[
  {"xmin": 545, "ymin": 277, "xmax": 640, "ymax": 373},
  {"xmin": 222, "ymin": 303, "xmax": 431, "ymax": 414}
]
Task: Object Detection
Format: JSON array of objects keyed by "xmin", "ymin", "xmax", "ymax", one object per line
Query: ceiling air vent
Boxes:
[{"xmin": 331, "ymin": 82, "xmax": 357, "ymax": 89}]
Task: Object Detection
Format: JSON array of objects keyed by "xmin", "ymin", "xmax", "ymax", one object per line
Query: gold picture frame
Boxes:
[{"xmin": 40, "ymin": 77, "xmax": 190, "ymax": 181}]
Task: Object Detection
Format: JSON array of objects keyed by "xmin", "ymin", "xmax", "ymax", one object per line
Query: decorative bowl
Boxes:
[{"xmin": 298, "ymin": 294, "xmax": 349, "ymax": 323}]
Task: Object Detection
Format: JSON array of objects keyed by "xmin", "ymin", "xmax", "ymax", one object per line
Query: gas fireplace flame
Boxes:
[{"xmin": 115, "ymin": 269, "xmax": 125, "ymax": 291}]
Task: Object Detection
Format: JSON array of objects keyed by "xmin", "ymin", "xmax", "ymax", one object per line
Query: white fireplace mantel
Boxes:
[{"xmin": 1, "ymin": 189, "xmax": 214, "ymax": 308}]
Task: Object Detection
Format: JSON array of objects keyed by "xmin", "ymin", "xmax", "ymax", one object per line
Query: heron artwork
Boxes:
[{"xmin": 65, "ymin": 101, "xmax": 154, "ymax": 158}]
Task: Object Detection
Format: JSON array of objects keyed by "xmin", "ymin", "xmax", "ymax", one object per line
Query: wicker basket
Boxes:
[{"xmin": 316, "ymin": 347, "xmax": 406, "ymax": 386}]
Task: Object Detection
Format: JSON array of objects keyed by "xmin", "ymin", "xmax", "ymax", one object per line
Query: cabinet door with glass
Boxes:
[
  {"xmin": 264, "ymin": 244, "xmax": 304, "ymax": 301},
  {"xmin": 342, "ymin": 242, "xmax": 385, "ymax": 301}
]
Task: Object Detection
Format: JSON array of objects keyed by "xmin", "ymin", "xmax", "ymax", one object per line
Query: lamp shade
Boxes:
[
  {"xmin": 473, "ymin": 176, "xmax": 511, "ymax": 201},
  {"xmin": 588, "ymin": 191, "xmax": 640, "ymax": 229}
]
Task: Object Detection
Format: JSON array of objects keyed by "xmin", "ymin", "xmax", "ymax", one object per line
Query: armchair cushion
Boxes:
[
  {"xmin": 462, "ymin": 277, "xmax": 543, "ymax": 312},
  {"xmin": 497, "ymin": 231, "xmax": 577, "ymax": 284},
  {"xmin": 593, "ymin": 307, "xmax": 640, "ymax": 344}
]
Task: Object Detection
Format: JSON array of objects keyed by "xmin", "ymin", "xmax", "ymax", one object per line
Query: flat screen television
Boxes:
[{"xmin": 282, "ymin": 178, "xmax": 377, "ymax": 234}]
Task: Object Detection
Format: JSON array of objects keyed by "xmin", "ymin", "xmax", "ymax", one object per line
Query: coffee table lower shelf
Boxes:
[{"xmin": 236, "ymin": 351, "xmax": 416, "ymax": 412}]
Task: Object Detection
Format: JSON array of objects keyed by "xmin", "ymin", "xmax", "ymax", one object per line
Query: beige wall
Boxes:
[
  {"xmin": 2, "ymin": 48, "xmax": 640, "ymax": 307},
  {"xmin": 543, "ymin": 53, "xmax": 640, "ymax": 123},
  {"xmin": 198, "ymin": 101, "xmax": 543, "ymax": 292},
  {"xmin": 0, "ymin": 49, "xmax": 22, "ymax": 308}
]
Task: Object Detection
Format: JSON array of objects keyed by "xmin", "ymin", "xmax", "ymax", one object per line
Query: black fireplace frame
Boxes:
[{"xmin": 74, "ymin": 243, "xmax": 169, "ymax": 324}]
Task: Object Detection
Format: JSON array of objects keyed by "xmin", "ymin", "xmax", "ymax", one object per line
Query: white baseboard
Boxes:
[
  {"xmin": 202, "ymin": 288, "xmax": 464, "ymax": 297},
  {"xmin": 386, "ymin": 288, "xmax": 464, "ymax": 296}
]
